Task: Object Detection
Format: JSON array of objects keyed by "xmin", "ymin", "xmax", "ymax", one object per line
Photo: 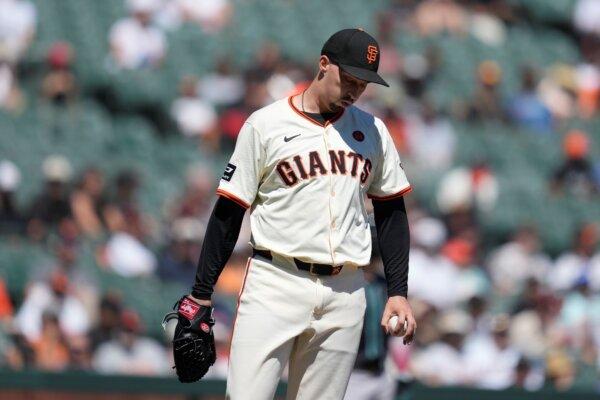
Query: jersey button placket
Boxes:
[{"xmin": 324, "ymin": 125, "xmax": 337, "ymax": 263}]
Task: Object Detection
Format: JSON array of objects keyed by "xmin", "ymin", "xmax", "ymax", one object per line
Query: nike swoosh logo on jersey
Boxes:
[{"xmin": 284, "ymin": 134, "xmax": 301, "ymax": 142}]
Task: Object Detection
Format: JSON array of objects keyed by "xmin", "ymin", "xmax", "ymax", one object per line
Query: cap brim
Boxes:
[{"xmin": 339, "ymin": 63, "xmax": 389, "ymax": 87}]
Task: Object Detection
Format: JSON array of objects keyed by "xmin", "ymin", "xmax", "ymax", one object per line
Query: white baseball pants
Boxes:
[{"xmin": 226, "ymin": 253, "xmax": 367, "ymax": 400}]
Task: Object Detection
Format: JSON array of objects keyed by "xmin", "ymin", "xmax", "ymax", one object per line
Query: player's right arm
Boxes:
[{"xmin": 188, "ymin": 121, "xmax": 265, "ymax": 305}]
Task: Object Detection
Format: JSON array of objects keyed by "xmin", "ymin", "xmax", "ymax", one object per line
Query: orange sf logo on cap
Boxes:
[{"xmin": 366, "ymin": 45, "xmax": 378, "ymax": 64}]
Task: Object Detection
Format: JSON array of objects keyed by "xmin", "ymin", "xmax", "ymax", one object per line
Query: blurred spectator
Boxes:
[
  {"xmin": 548, "ymin": 223, "xmax": 600, "ymax": 292},
  {"xmin": 0, "ymin": 327, "xmax": 24, "ymax": 370},
  {"xmin": 0, "ymin": 278, "xmax": 12, "ymax": 320},
  {"xmin": 559, "ymin": 279, "xmax": 600, "ymax": 353},
  {"xmin": 158, "ymin": 0, "xmax": 232, "ymax": 34},
  {"xmin": 171, "ymin": 75, "xmax": 219, "ymax": 144},
  {"xmin": 507, "ymin": 67, "xmax": 553, "ymax": 133},
  {"xmin": 463, "ymin": 314, "xmax": 521, "ymax": 389},
  {"xmin": 574, "ymin": 0, "xmax": 600, "ymax": 37},
  {"xmin": 406, "ymin": 101, "xmax": 456, "ymax": 172},
  {"xmin": 463, "ymin": 60, "xmax": 507, "ymax": 121},
  {"xmin": 382, "ymin": 107, "xmax": 408, "ymax": 153},
  {"xmin": 27, "ymin": 155, "xmax": 73, "ymax": 239},
  {"xmin": 510, "ymin": 292, "xmax": 562, "ymax": 361},
  {"xmin": 104, "ymin": 170, "xmax": 151, "ymax": 236},
  {"xmin": 157, "ymin": 217, "xmax": 203, "ymax": 286},
  {"xmin": 68, "ymin": 335, "xmax": 92, "ymax": 371},
  {"xmin": 400, "ymin": 53, "xmax": 432, "ymax": 103},
  {"xmin": 245, "ymin": 42, "xmax": 282, "ymax": 84},
  {"xmin": 412, "ymin": 0, "xmax": 467, "ymax": 37},
  {"xmin": 0, "ymin": 159, "xmax": 24, "ymax": 235},
  {"xmin": 103, "ymin": 221, "xmax": 157, "ymax": 277},
  {"xmin": 70, "ymin": 167, "xmax": 108, "ymax": 238},
  {"xmin": 468, "ymin": 2, "xmax": 506, "ymax": 47},
  {"xmin": 92, "ymin": 309, "xmax": 170, "ymax": 375},
  {"xmin": 89, "ymin": 292, "xmax": 123, "ymax": 351},
  {"xmin": 442, "ymin": 236, "xmax": 489, "ymax": 304},
  {"xmin": 538, "ymin": 65, "xmax": 578, "ymax": 120},
  {"xmin": 575, "ymin": 62, "xmax": 600, "ymax": 119},
  {"xmin": 408, "ymin": 217, "xmax": 461, "ymax": 309},
  {"xmin": 0, "ymin": 0, "xmax": 37, "ymax": 64},
  {"xmin": 101, "ymin": 171, "xmax": 156, "ymax": 277},
  {"xmin": 546, "ymin": 349, "xmax": 576, "ymax": 391},
  {"xmin": 29, "ymin": 311, "xmax": 70, "ymax": 371},
  {"xmin": 109, "ymin": 0, "xmax": 166, "ymax": 70},
  {"xmin": 41, "ymin": 42, "xmax": 77, "ymax": 106},
  {"xmin": 436, "ymin": 161, "xmax": 499, "ymax": 225},
  {"xmin": 15, "ymin": 270, "xmax": 90, "ymax": 341},
  {"xmin": 487, "ymin": 226, "xmax": 551, "ymax": 296},
  {"xmin": 513, "ymin": 357, "xmax": 544, "ymax": 391},
  {"xmin": 167, "ymin": 163, "xmax": 214, "ymax": 222},
  {"xmin": 197, "ymin": 57, "xmax": 245, "ymax": 108},
  {"xmin": 0, "ymin": 58, "xmax": 24, "ymax": 112},
  {"xmin": 265, "ymin": 61, "xmax": 300, "ymax": 104},
  {"xmin": 375, "ymin": 12, "xmax": 402, "ymax": 76},
  {"xmin": 466, "ymin": 296, "xmax": 491, "ymax": 335},
  {"xmin": 27, "ymin": 241, "xmax": 99, "ymax": 319},
  {"xmin": 410, "ymin": 309, "xmax": 472, "ymax": 386},
  {"xmin": 551, "ymin": 130, "xmax": 599, "ymax": 197}
]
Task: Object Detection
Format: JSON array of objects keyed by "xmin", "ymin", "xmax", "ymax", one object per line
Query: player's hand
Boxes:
[
  {"xmin": 163, "ymin": 296, "xmax": 216, "ymax": 382},
  {"xmin": 380, "ymin": 295, "xmax": 417, "ymax": 345}
]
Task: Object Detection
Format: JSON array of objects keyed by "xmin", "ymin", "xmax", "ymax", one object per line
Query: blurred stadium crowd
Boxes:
[{"xmin": 1, "ymin": 0, "xmax": 600, "ymax": 394}]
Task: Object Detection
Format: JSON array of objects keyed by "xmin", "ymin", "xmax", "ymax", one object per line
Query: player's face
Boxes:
[{"xmin": 322, "ymin": 58, "xmax": 368, "ymax": 111}]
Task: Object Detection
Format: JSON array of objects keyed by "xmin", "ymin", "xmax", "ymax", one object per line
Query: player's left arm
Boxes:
[
  {"xmin": 368, "ymin": 118, "xmax": 416, "ymax": 344},
  {"xmin": 373, "ymin": 197, "xmax": 416, "ymax": 344}
]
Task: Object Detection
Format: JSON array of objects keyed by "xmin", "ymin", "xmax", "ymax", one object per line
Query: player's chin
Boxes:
[{"xmin": 338, "ymin": 99, "xmax": 354, "ymax": 108}]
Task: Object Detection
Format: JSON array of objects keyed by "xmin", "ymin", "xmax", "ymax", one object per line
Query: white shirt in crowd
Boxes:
[
  {"xmin": 105, "ymin": 232, "xmax": 157, "ymax": 277},
  {"xmin": 410, "ymin": 342, "xmax": 468, "ymax": 386},
  {"xmin": 171, "ymin": 96, "xmax": 217, "ymax": 137},
  {"xmin": 548, "ymin": 252, "xmax": 600, "ymax": 292},
  {"xmin": 93, "ymin": 337, "xmax": 170, "ymax": 375},
  {"xmin": 574, "ymin": 0, "xmax": 600, "ymax": 35},
  {"xmin": 463, "ymin": 334, "xmax": 520, "ymax": 389},
  {"xmin": 487, "ymin": 241, "xmax": 551, "ymax": 294},
  {"xmin": 109, "ymin": 17, "xmax": 166, "ymax": 69},
  {"xmin": 197, "ymin": 71, "xmax": 245, "ymax": 107},
  {"xmin": 408, "ymin": 248, "xmax": 461, "ymax": 309},
  {"xmin": 157, "ymin": 0, "xmax": 231, "ymax": 33},
  {"xmin": 15, "ymin": 282, "xmax": 90, "ymax": 341},
  {"xmin": 0, "ymin": 0, "xmax": 36, "ymax": 63}
]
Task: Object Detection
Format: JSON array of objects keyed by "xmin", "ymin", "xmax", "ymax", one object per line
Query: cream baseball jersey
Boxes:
[{"xmin": 217, "ymin": 97, "xmax": 411, "ymax": 266}]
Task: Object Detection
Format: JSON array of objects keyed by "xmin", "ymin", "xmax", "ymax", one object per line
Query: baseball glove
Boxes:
[{"xmin": 163, "ymin": 296, "xmax": 216, "ymax": 382}]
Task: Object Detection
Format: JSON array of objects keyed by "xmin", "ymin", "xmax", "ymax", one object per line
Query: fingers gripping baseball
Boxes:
[{"xmin": 380, "ymin": 296, "xmax": 417, "ymax": 345}]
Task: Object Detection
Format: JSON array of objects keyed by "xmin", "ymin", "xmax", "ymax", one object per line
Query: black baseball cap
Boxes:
[{"xmin": 321, "ymin": 28, "xmax": 389, "ymax": 87}]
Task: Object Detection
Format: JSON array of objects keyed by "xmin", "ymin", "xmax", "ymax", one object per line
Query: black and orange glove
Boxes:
[{"xmin": 163, "ymin": 296, "xmax": 216, "ymax": 382}]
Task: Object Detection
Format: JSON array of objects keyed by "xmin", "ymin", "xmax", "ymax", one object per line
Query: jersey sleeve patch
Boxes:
[{"xmin": 221, "ymin": 163, "xmax": 237, "ymax": 182}]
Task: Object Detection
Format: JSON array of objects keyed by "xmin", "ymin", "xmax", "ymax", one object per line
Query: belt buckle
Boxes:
[{"xmin": 309, "ymin": 264, "xmax": 319, "ymax": 276}]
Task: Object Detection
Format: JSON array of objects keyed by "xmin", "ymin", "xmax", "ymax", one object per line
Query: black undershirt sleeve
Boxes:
[
  {"xmin": 372, "ymin": 196, "xmax": 410, "ymax": 298},
  {"xmin": 191, "ymin": 196, "xmax": 247, "ymax": 300}
]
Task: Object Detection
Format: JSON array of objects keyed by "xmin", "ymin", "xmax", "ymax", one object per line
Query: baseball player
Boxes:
[{"xmin": 170, "ymin": 28, "xmax": 416, "ymax": 400}]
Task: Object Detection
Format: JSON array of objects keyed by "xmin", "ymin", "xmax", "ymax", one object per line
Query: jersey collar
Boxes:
[{"xmin": 287, "ymin": 96, "xmax": 345, "ymax": 127}]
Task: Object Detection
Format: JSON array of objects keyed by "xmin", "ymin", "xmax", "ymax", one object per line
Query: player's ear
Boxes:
[{"xmin": 318, "ymin": 55, "xmax": 331, "ymax": 74}]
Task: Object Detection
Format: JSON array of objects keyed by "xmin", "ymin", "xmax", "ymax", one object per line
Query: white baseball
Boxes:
[
  {"xmin": 388, "ymin": 315, "xmax": 399, "ymax": 331},
  {"xmin": 388, "ymin": 316, "xmax": 407, "ymax": 333}
]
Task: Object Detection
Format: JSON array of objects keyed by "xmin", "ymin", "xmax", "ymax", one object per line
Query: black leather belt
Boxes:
[{"xmin": 252, "ymin": 249, "xmax": 344, "ymax": 276}]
